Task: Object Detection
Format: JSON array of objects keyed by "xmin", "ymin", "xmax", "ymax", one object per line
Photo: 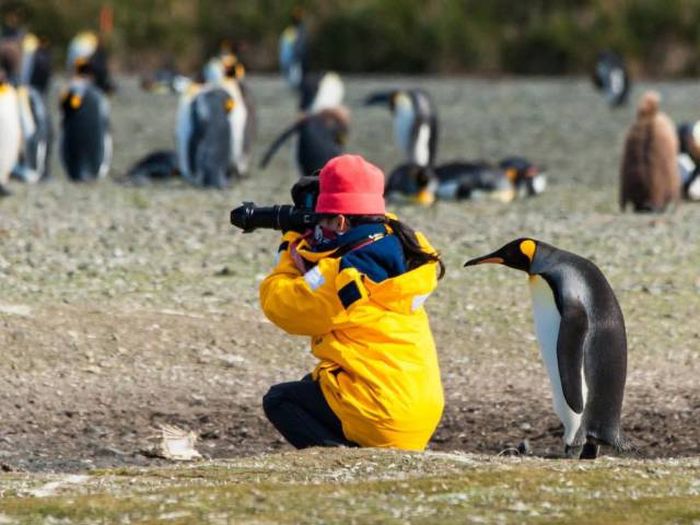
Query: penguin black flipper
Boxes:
[
  {"xmin": 556, "ymin": 296, "xmax": 587, "ymax": 414},
  {"xmin": 259, "ymin": 120, "xmax": 300, "ymax": 169}
]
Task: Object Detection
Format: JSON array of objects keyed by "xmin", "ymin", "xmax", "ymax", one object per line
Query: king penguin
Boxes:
[
  {"xmin": 259, "ymin": 106, "xmax": 349, "ymax": 177},
  {"xmin": 59, "ymin": 59, "xmax": 112, "ymax": 182},
  {"xmin": 365, "ymin": 88, "xmax": 438, "ymax": 167},
  {"xmin": 13, "ymin": 84, "xmax": 50, "ymax": 183},
  {"xmin": 464, "ymin": 238, "xmax": 630, "ymax": 459},
  {"xmin": 203, "ymin": 53, "xmax": 256, "ymax": 178},
  {"xmin": 0, "ymin": 72, "xmax": 21, "ymax": 196},
  {"xmin": 592, "ymin": 50, "xmax": 630, "ymax": 108},
  {"xmin": 175, "ymin": 83, "xmax": 234, "ymax": 188}
]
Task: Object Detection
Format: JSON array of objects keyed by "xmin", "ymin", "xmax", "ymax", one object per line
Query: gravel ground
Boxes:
[{"xmin": 0, "ymin": 75, "xmax": 697, "ymax": 472}]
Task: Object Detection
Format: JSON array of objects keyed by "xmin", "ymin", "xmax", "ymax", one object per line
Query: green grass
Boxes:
[{"xmin": 1, "ymin": 449, "xmax": 698, "ymax": 524}]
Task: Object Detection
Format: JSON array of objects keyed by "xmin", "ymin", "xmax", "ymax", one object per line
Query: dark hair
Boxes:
[{"xmin": 346, "ymin": 215, "xmax": 445, "ymax": 279}]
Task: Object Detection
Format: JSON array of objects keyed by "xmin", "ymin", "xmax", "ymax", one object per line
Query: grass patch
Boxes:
[{"xmin": 1, "ymin": 450, "xmax": 698, "ymax": 524}]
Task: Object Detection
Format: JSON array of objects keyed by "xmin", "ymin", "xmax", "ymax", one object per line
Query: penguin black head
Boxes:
[
  {"xmin": 464, "ymin": 238, "xmax": 537, "ymax": 273},
  {"xmin": 364, "ymin": 90, "xmax": 399, "ymax": 111}
]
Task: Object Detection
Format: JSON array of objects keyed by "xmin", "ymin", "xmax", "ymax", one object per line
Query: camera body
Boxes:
[{"xmin": 230, "ymin": 176, "xmax": 320, "ymax": 233}]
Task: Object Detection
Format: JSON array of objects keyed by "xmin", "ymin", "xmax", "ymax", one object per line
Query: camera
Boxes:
[
  {"xmin": 230, "ymin": 202, "xmax": 318, "ymax": 233},
  {"xmin": 230, "ymin": 176, "xmax": 320, "ymax": 233}
]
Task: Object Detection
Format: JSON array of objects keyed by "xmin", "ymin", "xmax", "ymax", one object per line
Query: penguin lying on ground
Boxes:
[
  {"xmin": 0, "ymin": 70, "xmax": 21, "ymax": 196},
  {"xmin": 676, "ymin": 121, "xmax": 700, "ymax": 201},
  {"xmin": 59, "ymin": 59, "xmax": 112, "ymax": 182},
  {"xmin": 592, "ymin": 50, "xmax": 630, "ymax": 108},
  {"xmin": 365, "ymin": 88, "xmax": 438, "ymax": 167},
  {"xmin": 175, "ymin": 84, "xmax": 234, "ymax": 188},
  {"xmin": 124, "ymin": 150, "xmax": 179, "ymax": 185},
  {"xmin": 465, "ymin": 238, "xmax": 632, "ymax": 459},
  {"xmin": 259, "ymin": 106, "xmax": 349, "ymax": 177},
  {"xmin": 620, "ymin": 91, "xmax": 680, "ymax": 212},
  {"xmin": 386, "ymin": 157, "xmax": 547, "ymax": 205}
]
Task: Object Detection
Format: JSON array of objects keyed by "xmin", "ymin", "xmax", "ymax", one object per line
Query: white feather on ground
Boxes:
[{"xmin": 158, "ymin": 424, "xmax": 202, "ymax": 461}]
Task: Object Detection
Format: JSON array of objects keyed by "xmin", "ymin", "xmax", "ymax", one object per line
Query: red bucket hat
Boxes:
[{"xmin": 315, "ymin": 155, "xmax": 386, "ymax": 215}]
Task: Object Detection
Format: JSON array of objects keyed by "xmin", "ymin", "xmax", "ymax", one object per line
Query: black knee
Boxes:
[{"xmin": 262, "ymin": 385, "xmax": 284, "ymax": 422}]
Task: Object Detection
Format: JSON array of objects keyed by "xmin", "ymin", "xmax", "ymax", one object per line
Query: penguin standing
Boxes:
[
  {"xmin": 19, "ymin": 33, "xmax": 51, "ymax": 96},
  {"xmin": 0, "ymin": 72, "xmax": 21, "ymax": 195},
  {"xmin": 13, "ymin": 84, "xmax": 50, "ymax": 182},
  {"xmin": 464, "ymin": 239, "xmax": 630, "ymax": 459},
  {"xmin": 259, "ymin": 106, "xmax": 349, "ymax": 177},
  {"xmin": 298, "ymin": 71, "xmax": 344, "ymax": 112},
  {"xmin": 676, "ymin": 121, "xmax": 700, "ymax": 201},
  {"xmin": 620, "ymin": 91, "xmax": 680, "ymax": 212},
  {"xmin": 365, "ymin": 88, "xmax": 438, "ymax": 167},
  {"xmin": 278, "ymin": 6, "xmax": 307, "ymax": 90},
  {"xmin": 175, "ymin": 84, "xmax": 234, "ymax": 188},
  {"xmin": 592, "ymin": 50, "xmax": 630, "ymax": 108},
  {"xmin": 207, "ymin": 54, "xmax": 256, "ymax": 178},
  {"xmin": 66, "ymin": 31, "xmax": 115, "ymax": 94},
  {"xmin": 59, "ymin": 60, "xmax": 112, "ymax": 182}
]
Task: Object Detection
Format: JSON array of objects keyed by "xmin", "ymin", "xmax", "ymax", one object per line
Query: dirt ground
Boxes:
[{"xmin": 0, "ymin": 76, "xmax": 697, "ymax": 472}]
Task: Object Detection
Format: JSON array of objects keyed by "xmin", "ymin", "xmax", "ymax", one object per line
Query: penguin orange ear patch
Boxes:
[
  {"xmin": 224, "ymin": 98, "xmax": 235, "ymax": 112},
  {"xmin": 520, "ymin": 239, "xmax": 536, "ymax": 261},
  {"xmin": 70, "ymin": 95, "xmax": 82, "ymax": 109}
]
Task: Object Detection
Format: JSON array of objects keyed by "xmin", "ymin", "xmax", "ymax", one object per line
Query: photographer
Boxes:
[{"xmin": 259, "ymin": 154, "xmax": 445, "ymax": 450}]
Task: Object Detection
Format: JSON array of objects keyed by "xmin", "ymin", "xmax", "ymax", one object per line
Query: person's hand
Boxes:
[{"xmin": 289, "ymin": 238, "xmax": 308, "ymax": 274}]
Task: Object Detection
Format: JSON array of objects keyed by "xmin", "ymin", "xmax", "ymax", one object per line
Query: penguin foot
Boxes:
[
  {"xmin": 0, "ymin": 185, "xmax": 13, "ymax": 198},
  {"xmin": 580, "ymin": 443, "xmax": 600, "ymax": 460}
]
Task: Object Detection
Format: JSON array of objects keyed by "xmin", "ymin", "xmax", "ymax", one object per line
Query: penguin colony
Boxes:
[{"xmin": 4, "ymin": 7, "xmax": 700, "ymax": 461}]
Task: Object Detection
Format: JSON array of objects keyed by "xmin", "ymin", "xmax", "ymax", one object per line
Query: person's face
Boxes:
[{"xmin": 317, "ymin": 215, "xmax": 349, "ymax": 233}]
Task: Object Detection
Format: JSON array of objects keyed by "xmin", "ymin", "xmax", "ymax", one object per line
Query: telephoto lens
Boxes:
[{"xmin": 230, "ymin": 202, "xmax": 318, "ymax": 233}]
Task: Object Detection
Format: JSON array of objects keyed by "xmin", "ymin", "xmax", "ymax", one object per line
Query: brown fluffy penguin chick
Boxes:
[{"xmin": 620, "ymin": 90, "xmax": 680, "ymax": 212}]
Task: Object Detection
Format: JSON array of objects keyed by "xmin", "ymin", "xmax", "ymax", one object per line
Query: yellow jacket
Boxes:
[{"xmin": 259, "ymin": 227, "xmax": 444, "ymax": 450}]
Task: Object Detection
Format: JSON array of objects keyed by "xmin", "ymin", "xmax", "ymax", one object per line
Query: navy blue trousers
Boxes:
[{"xmin": 262, "ymin": 375, "xmax": 357, "ymax": 448}]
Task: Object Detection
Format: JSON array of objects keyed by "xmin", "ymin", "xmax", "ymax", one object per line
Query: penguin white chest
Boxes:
[
  {"xmin": 528, "ymin": 275, "xmax": 584, "ymax": 445},
  {"xmin": 0, "ymin": 90, "xmax": 22, "ymax": 183},
  {"xmin": 393, "ymin": 98, "xmax": 414, "ymax": 157}
]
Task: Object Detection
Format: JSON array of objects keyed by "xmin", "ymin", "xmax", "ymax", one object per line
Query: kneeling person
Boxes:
[{"xmin": 260, "ymin": 154, "xmax": 445, "ymax": 450}]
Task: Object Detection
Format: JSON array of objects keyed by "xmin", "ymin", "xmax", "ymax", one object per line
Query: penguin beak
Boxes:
[{"xmin": 464, "ymin": 252, "xmax": 504, "ymax": 267}]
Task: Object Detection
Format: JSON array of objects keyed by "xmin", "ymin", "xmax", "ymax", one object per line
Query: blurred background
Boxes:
[{"xmin": 16, "ymin": 0, "xmax": 700, "ymax": 77}]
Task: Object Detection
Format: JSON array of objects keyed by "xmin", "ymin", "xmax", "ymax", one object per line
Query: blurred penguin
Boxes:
[
  {"xmin": 12, "ymin": 83, "xmax": 50, "ymax": 182},
  {"xmin": 19, "ymin": 32, "xmax": 51, "ymax": 95},
  {"xmin": 386, "ymin": 157, "xmax": 546, "ymax": 205},
  {"xmin": 365, "ymin": 88, "xmax": 438, "ymax": 167},
  {"xmin": 260, "ymin": 106, "xmax": 349, "ymax": 177},
  {"xmin": 299, "ymin": 71, "xmax": 345, "ymax": 112},
  {"xmin": 279, "ymin": 6, "xmax": 308, "ymax": 90},
  {"xmin": 59, "ymin": 58, "xmax": 112, "ymax": 182},
  {"xmin": 592, "ymin": 50, "xmax": 630, "ymax": 108},
  {"xmin": 620, "ymin": 91, "xmax": 680, "ymax": 212},
  {"xmin": 175, "ymin": 84, "xmax": 234, "ymax": 188},
  {"xmin": 0, "ymin": 69, "xmax": 21, "ymax": 196},
  {"xmin": 66, "ymin": 30, "xmax": 115, "ymax": 94},
  {"xmin": 203, "ymin": 51, "xmax": 256, "ymax": 178},
  {"xmin": 125, "ymin": 150, "xmax": 179, "ymax": 185},
  {"xmin": 676, "ymin": 121, "xmax": 700, "ymax": 200}
]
